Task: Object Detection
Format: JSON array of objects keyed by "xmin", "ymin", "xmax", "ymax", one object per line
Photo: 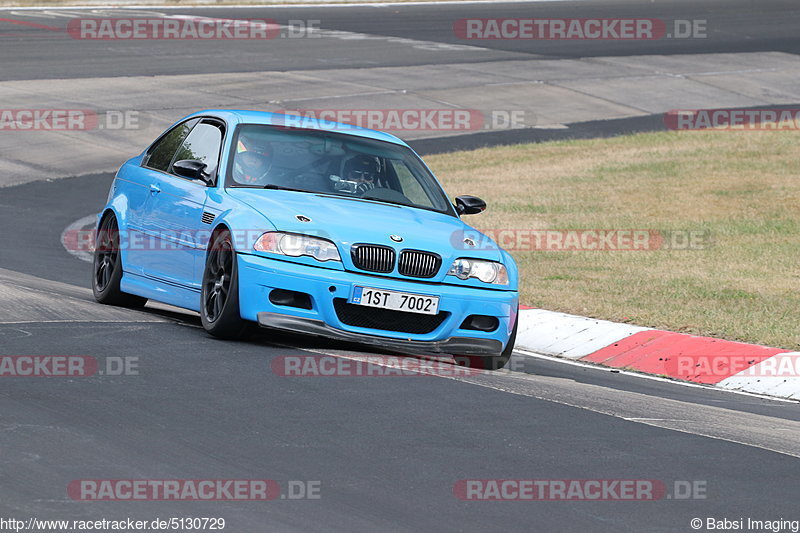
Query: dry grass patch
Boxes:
[{"xmin": 427, "ymin": 130, "xmax": 800, "ymax": 349}]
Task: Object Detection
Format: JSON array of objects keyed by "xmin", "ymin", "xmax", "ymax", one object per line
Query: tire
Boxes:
[
  {"xmin": 92, "ymin": 214, "xmax": 148, "ymax": 308},
  {"xmin": 200, "ymin": 230, "xmax": 247, "ymax": 339},
  {"xmin": 455, "ymin": 311, "xmax": 518, "ymax": 371}
]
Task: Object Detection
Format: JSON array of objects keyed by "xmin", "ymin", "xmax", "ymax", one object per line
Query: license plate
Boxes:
[{"xmin": 350, "ymin": 286, "xmax": 440, "ymax": 315}]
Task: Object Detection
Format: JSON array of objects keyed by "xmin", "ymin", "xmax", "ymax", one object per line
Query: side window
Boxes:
[
  {"xmin": 144, "ymin": 119, "xmax": 198, "ymax": 172},
  {"xmin": 390, "ymin": 160, "xmax": 434, "ymax": 208},
  {"xmin": 169, "ymin": 121, "xmax": 224, "ymax": 179}
]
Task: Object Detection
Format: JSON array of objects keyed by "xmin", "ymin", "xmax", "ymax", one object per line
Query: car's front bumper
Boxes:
[
  {"xmin": 237, "ymin": 253, "xmax": 518, "ymax": 355},
  {"xmin": 256, "ymin": 312, "xmax": 502, "ymax": 355}
]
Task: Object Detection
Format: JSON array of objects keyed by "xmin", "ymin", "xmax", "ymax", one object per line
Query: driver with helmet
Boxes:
[
  {"xmin": 342, "ymin": 154, "xmax": 381, "ymax": 195},
  {"xmin": 233, "ymin": 135, "xmax": 272, "ymax": 185}
]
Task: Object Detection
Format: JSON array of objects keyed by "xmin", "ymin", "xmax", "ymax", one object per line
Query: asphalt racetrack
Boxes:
[{"xmin": 1, "ymin": 1, "xmax": 800, "ymax": 531}]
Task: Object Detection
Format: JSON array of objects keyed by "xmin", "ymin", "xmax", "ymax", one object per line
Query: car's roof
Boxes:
[{"xmin": 187, "ymin": 109, "xmax": 410, "ymax": 148}]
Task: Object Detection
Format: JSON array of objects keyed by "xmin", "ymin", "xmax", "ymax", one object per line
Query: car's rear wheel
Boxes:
[
  {"xmin": 455, "ymin": 311, "xmax": 518, "ymax": 371},
  {"xmin": 92, "ymin": 214, "xmax": 148, "ymax": 308},
  {"xmin": 201, "ymin": 230, "xmax": 247, "ymax": 339}
]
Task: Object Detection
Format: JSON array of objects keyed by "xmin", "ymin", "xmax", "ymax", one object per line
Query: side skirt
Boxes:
[{"xmin": 120, "ymin": 270, "xmax": 201, "ymax": 312}]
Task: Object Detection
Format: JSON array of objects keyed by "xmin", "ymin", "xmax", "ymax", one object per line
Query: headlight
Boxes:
[
  {"xmin": 448, "ymin": 258, "xmax": 508, "ymax": 285},
  {"xmin": 254, "ymin": 232, "xmax": 341, "ymax": 262}
]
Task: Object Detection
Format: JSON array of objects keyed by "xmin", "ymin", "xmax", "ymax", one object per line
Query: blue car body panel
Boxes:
[
  {"xmin": 101, "ymin": 109, "xmax": 519, "ymax": 353},
  {"xmin": 237, "ymin": 253, "xmax": 517, "ymax": 345}
]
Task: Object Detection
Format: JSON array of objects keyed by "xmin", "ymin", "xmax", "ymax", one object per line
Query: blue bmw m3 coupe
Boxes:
[{"xmin": 93, "ymin": 110, "xmax": 518, "ymax": 369}]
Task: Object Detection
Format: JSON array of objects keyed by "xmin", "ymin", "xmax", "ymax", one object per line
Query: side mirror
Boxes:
[
  {"xmin": 173, "ymin": 159, "xmax": 211, "ymax": 184},
  {"xmin": 455, "ymin": 195, "xmax": 487, "ymax": 215}
]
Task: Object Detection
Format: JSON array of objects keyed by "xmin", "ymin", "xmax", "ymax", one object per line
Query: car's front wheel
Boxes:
[
  {"xmin": 92, "ymin": 214, "xmax": 148, "ymax": 308},
  {"xmin": 455, "ymin": 312, "xmax": 518, "ymax": 371},
  {"xmin": 200, "ymin": 230, "xmax": 247, "ymax": 339}
]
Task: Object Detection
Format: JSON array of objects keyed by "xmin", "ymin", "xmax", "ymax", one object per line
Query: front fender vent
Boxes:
[{"xmin": 201, "ymin": 212, "xmax": 216, "ymax": 225}]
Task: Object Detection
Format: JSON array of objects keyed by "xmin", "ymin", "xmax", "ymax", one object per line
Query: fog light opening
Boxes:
[
  {"xmin": 460, "ymin": 315, "xmax": 499, "ymax": 332},
  {"xmin": 269, "ymin": 289, "xmax": 313, "ymax": 310}
]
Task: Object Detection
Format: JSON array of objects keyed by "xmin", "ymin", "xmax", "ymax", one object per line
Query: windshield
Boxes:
[{"xmin": 226, "ymin": 124, "xmax": 455, "ymax": 215}]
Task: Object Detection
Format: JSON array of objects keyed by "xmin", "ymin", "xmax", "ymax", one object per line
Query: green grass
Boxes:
[{"xmin": 426, "ymin": 130, "xmax": 800, "ymax": 349}]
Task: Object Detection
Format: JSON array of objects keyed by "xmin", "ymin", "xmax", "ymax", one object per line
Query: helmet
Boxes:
[
  {"xmin": 343, "ymin": 155, "xmax": 379, "ymax": 184},
  {"xmin": 233, "ymin": 137, "xmax": 272, "ymax": 184},
  {"xmin": 340, "ymin": 155, "xmax": 380, "ymax": 195}
]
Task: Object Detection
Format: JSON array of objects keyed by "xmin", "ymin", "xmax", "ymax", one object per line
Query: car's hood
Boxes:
[{"xmin": 226, "ymin": 188, "xmax": 504, "ymax": 275}]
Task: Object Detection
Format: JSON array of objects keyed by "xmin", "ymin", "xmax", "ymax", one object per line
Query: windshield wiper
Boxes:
[
  {"xmin": 360, "ymin": 195, "xmax": 414, "ymax": 209},
  {"xmin": 261, "ymin": 184, "xmax": 312, "ymax": 193}
]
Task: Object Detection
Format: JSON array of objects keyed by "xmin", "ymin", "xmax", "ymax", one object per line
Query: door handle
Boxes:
[{"xmin": 149, "ymin": 184, "xmax": 161, "ymax": 194}]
